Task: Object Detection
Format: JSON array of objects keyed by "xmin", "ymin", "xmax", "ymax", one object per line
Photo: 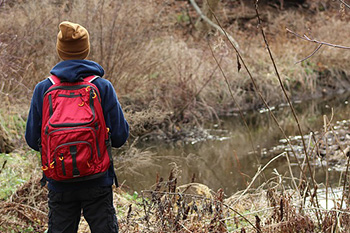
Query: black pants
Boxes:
[{"xmin": 48, "ymin": 186, "xmax": 118, "ymax": 233}]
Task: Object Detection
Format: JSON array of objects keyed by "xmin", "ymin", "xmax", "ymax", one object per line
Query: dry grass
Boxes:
[
  {"xmin": 0, "ymin": 0, "xmax": 349, "ymax": 138},
  {"xmin": 2, "ymin": 159, "xmax": 350, "ymax": 232},
  {"xmin": 0, "ymin": 175, "xmax": 48, "ymax": 232}
]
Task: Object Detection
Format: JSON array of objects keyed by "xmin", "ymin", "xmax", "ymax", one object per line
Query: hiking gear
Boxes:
[
  {"xmin": 48, "ymin": 186, "xmax": 119, "ymax": 233},
  {"xmin": 40, "ymin": 75, "xmax": 112, "ymax": 182},
  {"xmin": 57, "ymin": 21, "xmax": 90, "ymax": 60},
  {"xmin": 25, "ymin": 60, "xmax": 129, "ymax": 191}
]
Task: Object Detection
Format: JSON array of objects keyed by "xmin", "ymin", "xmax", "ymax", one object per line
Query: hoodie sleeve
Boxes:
[
  {"xmin": 95, "ymin": 79, "xmax": 129, "ymax": 148},
  {"xmin": 25, "ymin": 80, "xmax": 50, "ymax": 151}
]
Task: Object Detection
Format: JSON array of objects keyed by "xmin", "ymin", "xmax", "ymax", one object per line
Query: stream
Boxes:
[{"xmin": 117, "ymin": 93, "xmax": 350, "ymax": 196}]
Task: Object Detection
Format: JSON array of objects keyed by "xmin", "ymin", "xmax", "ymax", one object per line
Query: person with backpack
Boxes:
[{"xmin": 25, "ymin": 21, "xmax": 129, "ymax": 232}]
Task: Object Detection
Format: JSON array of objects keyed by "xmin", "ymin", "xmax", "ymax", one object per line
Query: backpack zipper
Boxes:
[
  {"xmin": 58, "ymin": 93, "xmax": 82, "ymax": 98},
  {"xmin": 44, "ymin": 84, "xmax": 101, "ymax": 102},
  {"xmin": 48, "ymin": 127, "xmax": 102, "ymax": 158},
  {"xmin": 59, "ymin": 153, "xmax": 66, "ymax": 176}
]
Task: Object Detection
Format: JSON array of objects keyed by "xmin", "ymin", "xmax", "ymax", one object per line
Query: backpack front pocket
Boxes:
[
  {"xmin": 54, "ymin": 141, "xmax": 94, "ymax": 179},
  {"xmin": 47, "ymin": 127, "xmax": 99, "ymax": 181}
]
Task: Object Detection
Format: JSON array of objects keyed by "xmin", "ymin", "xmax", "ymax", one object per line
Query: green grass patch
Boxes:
[{"xmin": 0, "ymin": 150, "xmax": 39, "ymax": 200}]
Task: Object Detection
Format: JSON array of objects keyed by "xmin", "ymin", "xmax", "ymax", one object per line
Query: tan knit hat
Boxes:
[{"xmin": 56, "ymin": 21, "xmax": 90, "ymax": 60}]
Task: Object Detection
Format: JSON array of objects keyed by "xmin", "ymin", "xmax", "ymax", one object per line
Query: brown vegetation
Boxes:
[
  {"xmin": 0, "ymin": 0, "xmax": 349, "ymax": 139},
  {"xmin": 2, "ymin": 160, "xmax": 350, "ymax": 232}
]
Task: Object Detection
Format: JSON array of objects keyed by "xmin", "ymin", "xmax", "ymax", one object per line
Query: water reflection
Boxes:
[{"xmin": 117, "ymin": 93, "xmax": 350, "ymax": 195}]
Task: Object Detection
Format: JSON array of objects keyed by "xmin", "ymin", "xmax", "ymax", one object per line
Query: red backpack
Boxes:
[{"xmin": 40, "ymin": 75, "xmax": 111, "ymax": 182}]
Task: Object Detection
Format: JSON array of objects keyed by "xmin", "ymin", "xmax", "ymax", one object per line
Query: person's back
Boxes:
[{"xmin": 25, "ymin": 21, "xmax": 129, "ymax": 233}]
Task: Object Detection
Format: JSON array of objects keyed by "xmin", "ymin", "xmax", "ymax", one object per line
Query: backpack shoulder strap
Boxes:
[
  {"xmin": 48, "ymin": 75, "xmax": 61, "ymax": 85},
  {"xmin": 84, "ymin": 75, "xmax": 100, "ymax": 83},
  {"xmin": 48, "ymin": 75, "xmax": 99, "ymax": 84}
]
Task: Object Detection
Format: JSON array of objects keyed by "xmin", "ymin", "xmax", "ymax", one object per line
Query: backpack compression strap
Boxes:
[{"xmin": 48, "ymin": 75, "xmax": 100, "ymax": 84}]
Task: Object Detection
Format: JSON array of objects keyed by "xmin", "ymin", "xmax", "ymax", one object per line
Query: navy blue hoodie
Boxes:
[{"xmin": 25, "ymin": 60, "xmax": 129, "ymax": 192}]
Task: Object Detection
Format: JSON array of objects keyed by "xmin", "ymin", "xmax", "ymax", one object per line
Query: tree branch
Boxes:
[
  {"xmin": 287, "ymin": 28, "xmax": 350, "ymax": 49},
  {"xmin": 339, "ymin": 0, "xmax": 350, "ymax": 9},
  {"xmin": 189, "ymin": 0, "xmax": 240, "ymax": 50},
  {"xmin": 287, "ymin": 28, "xmax": 350, "ymax": 62},
  {"xmin": 295, "ymin": 44, "xmax": 323, "ymax": 64}
]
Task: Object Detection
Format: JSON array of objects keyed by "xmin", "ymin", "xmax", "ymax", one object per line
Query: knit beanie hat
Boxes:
[{"xmin": 56, "ymin": 21, "xmax": 90, "ymax": 60}]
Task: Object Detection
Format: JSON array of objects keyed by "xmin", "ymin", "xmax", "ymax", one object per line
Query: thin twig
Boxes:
[
  {"xmin": 285, "ymin": 151, "xmax": 301, "ymax": 199},
  {"xmin": 0, "ymin": 160, "xmax": 7, "ymax": 174},
  {"xmin": 208, "ymin": 0, "xmax": 307, "ymax": 185},
  {"xmin": 99, "ymin": 0, "xmax": 105, "ymax": 62},
  {"xmin": 295, "ymin": 44, "xmax": 323, "ymax": 64},
  {"xmin": 232, "ymin": 153, "xmax": 286, "ymax": 205},
  {"xmin": 207, "ymin": 41, "xmax": 258, "ymax": 163},
  {"xmin": 287, "ymin": 28, "xmax": 350, "ymax": 52},
  {"xmin": 178, "ymin": 222, "xmax": 193, "ymax": 233},
  {"xmin": 174, "ymin": 55, "xmax": 220, "ymax": 121},
  {"xmin": 338, "ymin": 0, "xmax": 350, "ymax": 9},
  {"xmin": 324, "ymin": 115, "xmax": 330, "ymax": 211},
  {"xmin": 255, "ymin": 0, "xmax": 322, "ymax": 224}
]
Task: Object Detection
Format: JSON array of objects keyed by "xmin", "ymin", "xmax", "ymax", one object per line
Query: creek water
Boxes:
[{"xmin": 117, "ymin": 93, "xmax": 350, "ymax": 196}]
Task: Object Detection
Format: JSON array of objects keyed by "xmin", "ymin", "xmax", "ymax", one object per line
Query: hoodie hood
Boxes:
[{"xmin": 50, "ymin": 60, "xmax": 105, "ymax": 82}]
